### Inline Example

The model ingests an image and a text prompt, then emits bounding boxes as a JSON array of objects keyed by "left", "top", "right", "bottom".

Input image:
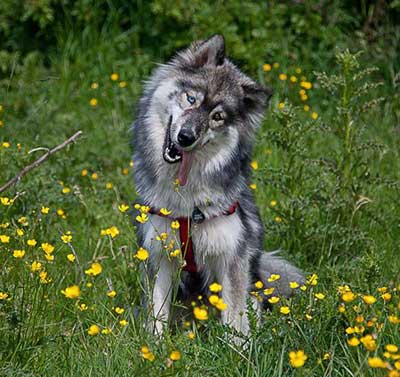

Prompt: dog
[{"left": 132, "top": 35, "right": 303, "bottom": 336}]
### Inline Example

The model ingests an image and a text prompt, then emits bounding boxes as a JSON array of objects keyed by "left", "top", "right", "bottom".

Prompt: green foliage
[{"left": 0, "top": 1, "right": 399, "bottom": 376}]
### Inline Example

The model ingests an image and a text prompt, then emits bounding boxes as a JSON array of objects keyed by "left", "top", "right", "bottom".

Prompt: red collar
[{"left": 149, "top": 202, "right": 239, "bottom": 273}]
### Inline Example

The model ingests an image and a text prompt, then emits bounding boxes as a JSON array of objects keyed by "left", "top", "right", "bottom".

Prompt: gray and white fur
[{"left": 132, "top": 35, "right": 304, "bottom": 336}]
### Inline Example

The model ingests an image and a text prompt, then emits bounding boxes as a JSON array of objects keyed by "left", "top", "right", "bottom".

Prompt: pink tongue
[{"left": 178, "top": 151, "right": 194, "bottom": 186}]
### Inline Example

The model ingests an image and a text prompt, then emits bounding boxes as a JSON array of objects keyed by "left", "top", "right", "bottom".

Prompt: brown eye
[{"left": 213, "top": 112, "right": 223, "bottom": 122}]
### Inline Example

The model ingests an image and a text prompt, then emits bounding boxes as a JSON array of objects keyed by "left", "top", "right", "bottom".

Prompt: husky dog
[{"left": 132, "top": 35, "right": 303, "bottom": 336}]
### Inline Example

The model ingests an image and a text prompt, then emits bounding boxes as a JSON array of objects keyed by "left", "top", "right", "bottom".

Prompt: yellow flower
[
  {"left": 13, "top": 249, "right": 25, "bottom": 258},
  {"left": 86, "top": 282, "right": 93, "bottom": 288},
  {"left": 382, "top": 293, "right": 392, "bottom": 301},
  {"left": 61, "top": 232, "right": 72, "bottom": 243},
  {"left": 136, "top": 213, "right": 148, "bottom": 224},
  {"left": 360, "top": 334, "right": 377, "bottom": 351},
  {"left": 79, "top": 303, "right": 88, "bottom": 311},
  {"left": 311, "top": 112, "right": 319, "bottom": 120},
  {"left": 290, "top": 75, "right": 298, "bottom": 83},
  {"left": 106, "top": 182, "right": 113, "bottom": 189},
  {"left": 27, "top": 239, "right": 37, "bottom": 246},
  {"left": 188, "top": 331, "right": 195, "bottom": 339},
  {"left": 100, "top": 226, "right": 120, "bottom": 238},
  {"left": 41, "top": 243, "right": 55, "bottom": 254},
  {"left": 263, "top": 287, "right": 275, "bottom": 295},
  {"left": 342, "top": 291, "right": 356, "bottom": 303},
  {"left": 160, "top": 208, "right": 171, "bottom": 215},
  {"left": 279, "top": 73, "right": 287, "bottom": 81},
  {"left": 305, "top": 313, "right": 313, "bottom": 321},
  {"left": 263, "top": 64, "right": 272, "bottom": 72},
  {"left": 87, "top": 324, "right": 100, "bottom": 336},
  {"left": 386, "top": 344, "right": 399, "bottom": 353},
  {"left": 39, "top": 270, "right": 52, "bottom": 284},
  {"left": 41, "top": 206, "right": 49, "bottom": 214},
  {"left": 270, "top": 200, "right": 277, "bottom": 207},
  {"left": 122, "top": 168, "right": 129, "bottom": 175},
  {"left": 134, "top": 247, "right": 149, "bottom": 261},
  {"left": 274, "top": 216, "right": 282, "bottom": 223},
  {"left": 368, "top": 357, "right": 387, "bottom": 368},
  {"left": 89, "top": 98, "right": 98, "bottom": 107},
  {"left": 170, "top": 249, "right": 180, "bottom": 257},
  {"left": 101, "top": 328, "right": 112, "bottom": 335},
  {"left": 110, "top": 73, "right": 119, "bottom": 81},
  {"left": 16, "top": 228, "right": 24, "bottom": 236},
  {"left": 2, "top": 142, "right": 10, "bottom": 148},
  {"left": 307, "top": 274, "right": 318, "bottom": 286},
  {"left": 0, "top": 292, "right": 9, "bottom": 300},
  {"left": 118, "top": 204, "right": 129, "bottom": 213},
  {"left": 315, "top": 293, "right": 325, "bottom": 300},
  {"left": 0, "top": 197, "right": 12, "bottom": 206},
  {"left": 170, "top": 351, "right": 181, "bottom": 361},
  {"left": 107, "top": 290, "right": 117, "bottom": 298},
  {"left": 255, "top": 280, "right": 263, "bottom": 289},
  {"left": 67, "top": 254, "right": 76, "bottom": 262},
  {"left": 347, "top": 337, "right": 360, "bottom": 346},
  {"left": 268, "top": 296, "right": 280, "bottom": 304},
  {"left": 119, "top": 319, "right": 128, "bottom": 327},
  {"left": 301, "top": 94, "right": 308, "bottom": 101},
  {"left": 85, "top": 262, "right": 102, "bottom": 276},
  {"left": 289, "top": 281, "right": 299, "bottom": 289},
  {"left": 249, "top": 183, "right": 257, "bottom": 190},
  {"left": 61, "top": 285, "right": 80, "bottom": 299},
  {"left": 278, "top": 102, "right": 285, "bottom": 109},
  {"left": 81, "top": 169, "right": 88, "bottom": 177},
  {"left": 304, "top": 105, "right": 310, "bottom": 112},
  {"left": 18, "top": 217, "right": 28, "bottom": 226},
  {"left": 91, "top": 172, "right": 98, "bottom": 180},
  {"left": 31, "top": 261, "right": 42, "bottom": 272},
  {"left": 171, "top": 221, "right": 180, "bottom": 230},
  {"left": 91, "top": 82, "right": 99, "bottom": 89},
  {"left": 114, "top": 307, "right": 124, "bottom": 314},
  {"left": 193, "top": 306, "right": 208, "bottom": 320},
  {"left": 363, "top": 295, "right": 377, "bottom": 305},
  {"left": 57, "top": 209, "right": 66, "bottom": 218},
  {"left": 289, "top": 350, "right": 308, "bottom": 368},
  {"left": 295, "top": 67, "right": 302, "bottom": 74},
  {"left": 62, "top": 187, "right": 71, "bottom": 194},
  {"left": 273, "top": 62, "right": 279, "bottom": 68},
  {"left": 141, "top": 346, "right": 155, "bottom": 361},
  {"left": 338, "top": 305, "right": 346, "bottom": 313},
  {"left": 250, "top": 161, "right": 258, "bottom": 170},
  {"left": 209, "top": 283, "right": 222, "bottom": 293},
  {"left": 267, "top": 274, "right": 281, "bottom": 282},
  {"left": 0, "top": 234, "right": 10, "bottom": 243},
  {"left": 300, "top": 81, "right": 312, "bottom": 90},
  {"left": 119, "top": 81, "right": 127, "bottom": 88},
  {"left": 388, "top": 315, "right": 400, "bottom": 324},
  {"left": 280, "top": 306, "right": 290, "bottom": 315}
]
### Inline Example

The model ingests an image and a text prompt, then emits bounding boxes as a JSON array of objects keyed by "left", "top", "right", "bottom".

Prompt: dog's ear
[
  {"left": 242, "top": 82, "right": 273, "bottom": 112},
  {"left": 191, "top": 34, "right": 225, "bottom": 67}
]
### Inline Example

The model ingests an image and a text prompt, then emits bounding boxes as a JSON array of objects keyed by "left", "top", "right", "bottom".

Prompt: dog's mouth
[{"left": 163, "top": 116, "right": 195, "bottom": 186}]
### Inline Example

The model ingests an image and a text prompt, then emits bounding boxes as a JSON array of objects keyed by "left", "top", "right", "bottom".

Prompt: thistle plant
[{"left": 260, "top": 50, "right": 388, "bottom": 264}]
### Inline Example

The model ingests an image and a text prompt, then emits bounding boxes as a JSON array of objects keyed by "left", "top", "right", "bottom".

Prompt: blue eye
[{"left": 186, "top": 94, "right": 196, "bottom": 105}]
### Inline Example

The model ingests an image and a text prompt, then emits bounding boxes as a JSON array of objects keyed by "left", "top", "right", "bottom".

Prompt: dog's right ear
[{"left": 191, "top": 34, "right": 225, "bottom": 68}]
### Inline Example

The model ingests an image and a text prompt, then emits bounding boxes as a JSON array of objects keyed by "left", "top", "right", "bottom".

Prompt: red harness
[{"left": 149, "top": 202, "right": 239, "bottom": 273}]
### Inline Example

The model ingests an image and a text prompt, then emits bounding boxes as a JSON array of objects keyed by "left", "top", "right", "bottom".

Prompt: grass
[{"left": 1, "top": 20, "right": 400, "bottom": 377}]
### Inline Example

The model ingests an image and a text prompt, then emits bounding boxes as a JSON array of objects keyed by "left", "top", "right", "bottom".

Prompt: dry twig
[{"left": 0, "top": 131, "right": 83, "bottom": 193}]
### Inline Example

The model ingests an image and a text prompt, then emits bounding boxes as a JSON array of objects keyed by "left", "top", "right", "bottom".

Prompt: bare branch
[{"left": 0, "top": 131, "right": 83, "bottom": 194}]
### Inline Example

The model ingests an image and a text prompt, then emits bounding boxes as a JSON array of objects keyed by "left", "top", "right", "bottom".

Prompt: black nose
[{"left": 177, "top": 129, "right": 196, "bottom": 148}]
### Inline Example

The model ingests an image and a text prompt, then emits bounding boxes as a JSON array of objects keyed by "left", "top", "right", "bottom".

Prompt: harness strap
[{"left": 148, "top": 202, "right": 239, "bottom": 273}]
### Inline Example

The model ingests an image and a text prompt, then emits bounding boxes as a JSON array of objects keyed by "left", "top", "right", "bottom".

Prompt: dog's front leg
[
  {"left": 151, "top": 257, "right": 173, "bottom": 336},
  {"left": 217, "top": 255, "right": 251, "bottom": 336}
]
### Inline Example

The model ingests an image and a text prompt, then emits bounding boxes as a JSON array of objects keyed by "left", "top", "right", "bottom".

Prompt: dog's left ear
[
  {"left": 192, "top": 34, "right": 225, "bottom": 67},
  {"left": 242, "top": 82, "right": 273, "bottom": 112}
]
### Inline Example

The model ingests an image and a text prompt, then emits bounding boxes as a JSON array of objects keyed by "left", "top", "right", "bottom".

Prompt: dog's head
[{"left": 150, "top": 34, "right": 272, "bottom": 185}]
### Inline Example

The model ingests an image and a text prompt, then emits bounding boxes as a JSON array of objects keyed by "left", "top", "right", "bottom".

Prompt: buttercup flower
[
  {"left": 289, "top": 350, "right": 308, "bottom": 368},
  {"left": 193, "top": 306, "right": 208, "bottom": 320},
  {"left": 209, "top": 283, "right": 222, "bottom": 293},
  {"left": 170, "top": 351, "right": 181, "bottom": 361},
  {"left": 134, "top": 247, "right": 149, "bottom": 261},
  {"left": 61, "top": 285, "right": 80, "bottom": 299},
  {"left": 27, "top": 239, "right": 37, "bottom": 246},
  {"left": 85, "top": 262, "right": 102, "bottom": 276},
  {"left": 87, "top": 324, "right": 100, "bottom": 336}
]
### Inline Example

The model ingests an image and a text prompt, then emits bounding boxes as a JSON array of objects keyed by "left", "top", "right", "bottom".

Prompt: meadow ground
[{"left": 1, "top": 2, "right": 400, "bottom": 376}]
